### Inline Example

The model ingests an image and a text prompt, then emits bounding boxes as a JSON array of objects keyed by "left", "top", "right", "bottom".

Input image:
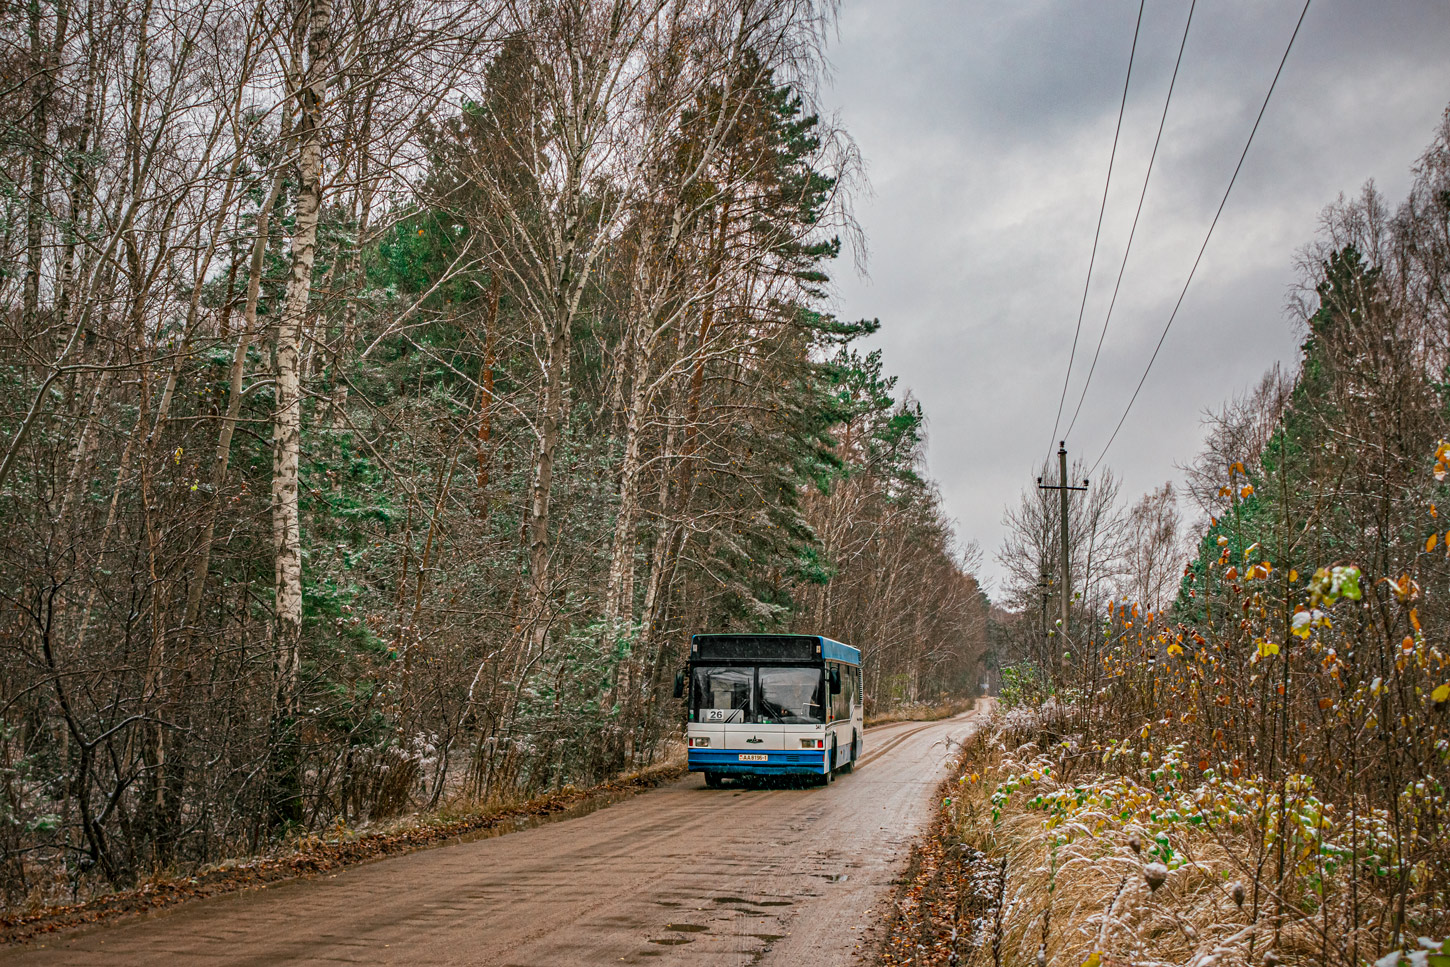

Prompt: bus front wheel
[{"left": 704, "top": 772, "right": 722, "bottom": 788}]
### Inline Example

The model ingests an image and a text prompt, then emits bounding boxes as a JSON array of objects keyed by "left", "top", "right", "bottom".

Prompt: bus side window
[
  {"left": 832, "top": 664, "right": 850, "bottom": 722},
  {"left": 829, "top": 661, "right": 841, "bottom": 721}
]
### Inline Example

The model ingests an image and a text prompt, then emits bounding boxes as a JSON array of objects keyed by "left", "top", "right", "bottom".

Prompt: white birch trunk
[{"left": 274, "top": 0, "right": 332, "bottom": 717}]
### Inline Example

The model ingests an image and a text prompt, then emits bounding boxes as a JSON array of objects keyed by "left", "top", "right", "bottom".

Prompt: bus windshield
[
  {"left": 756, "top": 666, "right": 824, "bottom": 724},
  {"left": 692, "top": 666, "right": 751, "bottom": 722},
  {"left": 691, "top": 665, "right": 823, "bottom": 724}
]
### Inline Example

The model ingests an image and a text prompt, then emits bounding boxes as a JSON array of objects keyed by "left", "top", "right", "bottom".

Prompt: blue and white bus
[{"left": 675, "top": 634, "right": 864, "bottom": 787}]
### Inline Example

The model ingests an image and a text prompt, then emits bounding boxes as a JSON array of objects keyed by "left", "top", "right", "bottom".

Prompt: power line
[
  {"left": 1044, "top": 0, "right": 1146, "bottom": 464},
  {"left": 1088, "top": 0, "right": 1313, "bottom": 479},
  {"left": 1065, "top": 0, "right": 1197, "bottom": 441}
]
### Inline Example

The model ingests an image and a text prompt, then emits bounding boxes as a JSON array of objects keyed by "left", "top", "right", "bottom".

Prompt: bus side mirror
[
  {"left": 673, "top": 670, "right": 685, "bottom": 699},
  {"left": 829, "top": 668, "right": 842, "bottom": 694}
]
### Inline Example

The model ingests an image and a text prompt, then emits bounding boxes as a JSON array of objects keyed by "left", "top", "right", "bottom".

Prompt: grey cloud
[{"left": 822, "top": 0, "right": 1450, "bottom": 595}]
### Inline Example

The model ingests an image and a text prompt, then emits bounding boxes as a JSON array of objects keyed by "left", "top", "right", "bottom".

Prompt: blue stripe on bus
[{"left": 689, "top": 750, "right": 827, "bottom": 774}]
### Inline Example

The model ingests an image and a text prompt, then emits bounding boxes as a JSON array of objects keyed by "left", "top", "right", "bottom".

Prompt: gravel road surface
[{"left": 11, "top": 708, "right": 985, "bottom": 966}]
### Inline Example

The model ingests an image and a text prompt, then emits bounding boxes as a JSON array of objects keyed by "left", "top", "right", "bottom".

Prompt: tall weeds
[{"left": 976, "top": 109, "right": 1450, "bottom": 967}]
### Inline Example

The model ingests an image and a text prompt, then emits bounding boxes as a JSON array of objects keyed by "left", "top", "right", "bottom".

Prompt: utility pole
[
  {"left": 1036, "top": 571, "right": 1051, "bottom": 667},
  {"left": 1038, "top": 442, "right": 1088, "bottom": 667}
]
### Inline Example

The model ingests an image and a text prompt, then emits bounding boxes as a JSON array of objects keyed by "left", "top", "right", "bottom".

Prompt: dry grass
[{"left": 936, "top": 711, "right": 1448, "bottom": 967}]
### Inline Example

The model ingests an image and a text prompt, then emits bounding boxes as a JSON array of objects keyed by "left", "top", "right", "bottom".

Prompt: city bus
[{"left": 674, "top": 634, "right": 863, "bottom": 787}]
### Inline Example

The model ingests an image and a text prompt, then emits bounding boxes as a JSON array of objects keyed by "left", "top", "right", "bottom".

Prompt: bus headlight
[{"left": 689, "top": 737, "right": 710, "bottom": 748}]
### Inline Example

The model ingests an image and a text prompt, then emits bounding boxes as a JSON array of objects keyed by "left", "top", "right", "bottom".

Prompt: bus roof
[
  {"left": 818, "top": 636, "right": 860, "bottom": 665},
  {"left": 690, "top": 634, "right": 860, "bottom": 666}
]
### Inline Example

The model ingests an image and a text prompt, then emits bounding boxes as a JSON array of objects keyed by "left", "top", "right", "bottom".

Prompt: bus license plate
[{"left": 737, "top": 753, "right": 768, "bottom": 762}]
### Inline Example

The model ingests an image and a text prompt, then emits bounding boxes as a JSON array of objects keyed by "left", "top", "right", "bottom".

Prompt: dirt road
[{"left": 11, "top": 709, "right": 985, "bottom": 966}]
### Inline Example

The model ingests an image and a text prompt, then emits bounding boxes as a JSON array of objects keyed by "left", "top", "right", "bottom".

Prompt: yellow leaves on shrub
[
  {"left": 1081, "top": 953, "right": 1103, "bottom": 967},
  {"left": 1433, "top": 683, "right": 1450, "bottom": 703},
  {"left": 1240, "top": 484, "right": 1255, "bottom": 498},
  {"left": 1254, "top": 638, "right": 1280, "bottom": 662},
  {"left": 1385, "top": 573, "right": 1421, "bottom": 603},
  {"left": 1243, "top": 542, "right": 1261, "bottom": 560},
  {"left": 1166, "top": 641, "right": 1184, "bottom": 657},
  {"left": 1436, "top": 441, "right": 1450, "bottom": 480},
  {"left": 1223, "top": 566, "right": 1238, "bottom": 581},
  {"left": 1428, "top": 532, "right": 1440, "bottom": 553},
  {"left": 1218, "top": 485, "right": 1231, "bottom": 497},
  {"left": 1232, "top": 461, "right": 1246, "bottom": 475}
]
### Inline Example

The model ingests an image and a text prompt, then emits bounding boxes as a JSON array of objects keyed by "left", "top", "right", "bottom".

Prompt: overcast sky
[{"left": 819, "top": 0, "right": 1450, "bottom": 597}]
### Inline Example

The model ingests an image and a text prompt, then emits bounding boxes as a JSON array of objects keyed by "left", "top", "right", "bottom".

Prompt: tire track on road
[{"left": 857, "top": 717, "right": 954, "bottom": 768}]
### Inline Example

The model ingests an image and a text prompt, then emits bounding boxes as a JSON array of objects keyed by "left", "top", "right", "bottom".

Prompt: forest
[
  {"left": 0, "top": 0, "right": 990, "bottom": 906},
  {"left": 968, "top": 111, "right": 1450, "bottom": 966}
]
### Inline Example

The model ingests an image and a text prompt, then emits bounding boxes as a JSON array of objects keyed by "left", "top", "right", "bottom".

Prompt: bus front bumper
[{"left": 687, "top": 749, "right": 827, "bottom": 775}]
